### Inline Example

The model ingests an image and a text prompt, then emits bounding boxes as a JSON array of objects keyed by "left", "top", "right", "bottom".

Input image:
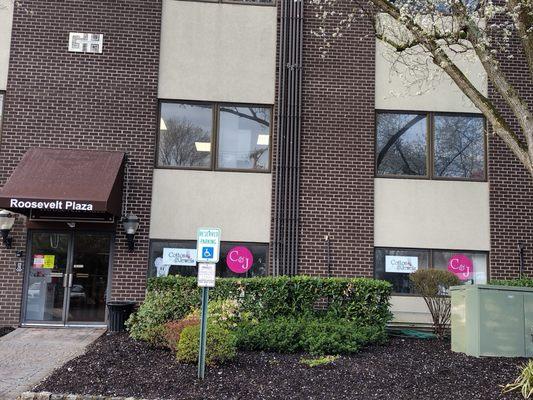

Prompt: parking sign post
[{"left": 196, "top": 228, "right": 220, "bottom": 380}]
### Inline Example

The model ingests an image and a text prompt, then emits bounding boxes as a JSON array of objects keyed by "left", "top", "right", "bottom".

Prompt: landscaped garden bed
[{"left": 35, "top": 332, "right": 524, "bottom": 400}]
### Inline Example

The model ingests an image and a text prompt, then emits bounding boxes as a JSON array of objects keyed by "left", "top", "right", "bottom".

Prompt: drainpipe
[
  {"left": 519, "top": 243, "right": 525, "bottom": 279},
  {"left": 325, "top": 235, "right": 331, "bottom": 277}
]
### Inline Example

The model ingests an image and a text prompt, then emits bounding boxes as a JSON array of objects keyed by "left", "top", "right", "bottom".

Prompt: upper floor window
[
  {"left": 376, "top": 111, "right": 486, "bottom": 180},
  {"left": 157, "top": 101, "right": 272, "bottom": 172}
]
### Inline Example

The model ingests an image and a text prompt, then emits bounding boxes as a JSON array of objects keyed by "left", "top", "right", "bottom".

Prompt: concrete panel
[
  {"left": 390, "top": 295, "right": 432, "bottom": 325},
  {"left": 0, "top": 1, "right": 13, "bottom": 90},
  {"left": 375, "top": 39, "right": 487, "bottom": 113},
  {"left": 150, "top": 169, "right": 271, "bottom": 242},
  {"left": 375, "top": 178, "right": 490, "bottom": 250},
  {"left": 159, "top": 0, "right": 276, "bottom": 104}
]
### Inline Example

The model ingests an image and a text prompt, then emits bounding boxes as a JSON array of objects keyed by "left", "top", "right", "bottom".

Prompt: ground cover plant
[
  {"left": 126, "top": 275, "right": 393, "bottom": 358},
  {"left": 503, "top": 360, "right": 533, "bottom": 399}
]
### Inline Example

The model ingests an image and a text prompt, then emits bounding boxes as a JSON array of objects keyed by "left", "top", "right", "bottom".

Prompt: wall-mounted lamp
[
  {"left": 122, "top": 213, "right": 139, "bottom": 252},
  {"left": 0, "top": 210, "right": 16, "bottom": 249}
]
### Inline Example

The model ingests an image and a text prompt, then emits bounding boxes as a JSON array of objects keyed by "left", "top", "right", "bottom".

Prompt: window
[
  {"left": 374, "top": 247, "right": 488, "bottom": 294},
  {"left": 148, "top": 240, "right": 268, "bottom": 278},
  {"left": 375, "top": 111, "right": 486, "bottom": 180},
  {"left": 157, "top": 102, "right": 272, "bottom": 172}
]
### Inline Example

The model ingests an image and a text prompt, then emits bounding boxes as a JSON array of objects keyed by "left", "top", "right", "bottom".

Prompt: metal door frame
[{"left": 20, "top": 229, "right": 113, "bottom": 327}]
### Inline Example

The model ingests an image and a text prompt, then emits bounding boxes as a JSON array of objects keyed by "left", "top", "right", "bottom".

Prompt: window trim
[
  {"left": 373, "top": 246, "right": 490, "bottom": 296},
  {"left": 375, "top": 109, "right": 488, "bottom": 182},
  {"left": 156, "top": 99, "right": 273, "bottom": 174},
  {"left": 169, "top": 0, "right": 277, "bottom": 7}
]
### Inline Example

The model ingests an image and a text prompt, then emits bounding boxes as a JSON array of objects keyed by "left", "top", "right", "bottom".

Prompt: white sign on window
[
  {"left": 385, "top": 255, "right": 419, "bottom": 273},
  {"left": 162, "top": 248, "right": 197, "bottom": 266}
]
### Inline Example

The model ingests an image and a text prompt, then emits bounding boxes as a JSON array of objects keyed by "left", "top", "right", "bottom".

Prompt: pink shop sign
[
  {"left": 226, "top": 246, "right": 253, "bottom": 274},
  {"left": 447, "top": 254, "right": 473, "bottom": 281}
]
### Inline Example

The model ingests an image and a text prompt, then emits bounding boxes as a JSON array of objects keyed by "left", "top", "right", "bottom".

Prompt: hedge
[
  {"left": 490, "top": 278, "right": 533, "bottom": 287},
  {"left": 127, "top": 275, "right": 392, "bottom": 342}
]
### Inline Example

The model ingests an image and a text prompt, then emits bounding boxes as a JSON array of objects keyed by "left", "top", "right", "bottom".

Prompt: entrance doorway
[{"left": 22, "top": 231, "right": 113, "bottom": 326}]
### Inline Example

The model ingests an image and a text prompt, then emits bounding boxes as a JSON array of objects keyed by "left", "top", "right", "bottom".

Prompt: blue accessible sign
[{"left": 196, "top": 228, "right": 221, "bottom": 263}]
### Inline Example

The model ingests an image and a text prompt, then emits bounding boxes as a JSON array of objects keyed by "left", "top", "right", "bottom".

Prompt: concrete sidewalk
[{"left": 0, "top": 328, "right": 104, "bottom": 400}]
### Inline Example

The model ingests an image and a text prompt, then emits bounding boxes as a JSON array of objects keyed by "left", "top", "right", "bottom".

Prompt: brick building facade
[{"left": 0, "top": 0, "right": 530, "bottom": 327}]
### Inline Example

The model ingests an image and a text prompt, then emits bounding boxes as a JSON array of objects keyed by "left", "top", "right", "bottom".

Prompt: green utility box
[{"left": 451, "top": 284, "right": 533, "bottom": 357}]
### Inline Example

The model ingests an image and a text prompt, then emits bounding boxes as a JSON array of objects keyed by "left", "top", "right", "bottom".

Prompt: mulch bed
[
  {"left": 0, "top": 326, "right": 15, "bottom": 338},
  {"left": 36, "top": 332, "right": 524, "bottom": 400}
]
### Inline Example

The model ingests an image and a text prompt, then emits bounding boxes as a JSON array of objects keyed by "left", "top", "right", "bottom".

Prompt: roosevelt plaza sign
[{"left": 9, "top": 198, "right": 95, "bottom": 211}]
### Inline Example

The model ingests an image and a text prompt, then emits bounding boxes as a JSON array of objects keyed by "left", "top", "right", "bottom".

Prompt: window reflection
[
  {"left": 376, "top": 113, "right": 427, "bottom": 176},
  {"left": 217, "top": 106, "right": 271, "bottom": 170},
  {"left": 434, "top": 115, "right": 485, "bottom": 179},
  {"left": 157, "top": 103, "right": 213, "bottom": 168}
]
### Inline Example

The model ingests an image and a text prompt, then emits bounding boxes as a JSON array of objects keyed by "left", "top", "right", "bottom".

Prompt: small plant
[
  {"left": 176, "top": 324, "right": 237, "bottom": 366},
  {"left": 300, "top": 355, "right": 339, "bottom": 367},
  {"left": 502, "top": 360, "right": 533, "bottom": 398},
  {"left": 410, "top": 269, "right": 460, "bottom": 338},
  {"left": 162, "top": 317, "right": 200, "bottom": 352}
]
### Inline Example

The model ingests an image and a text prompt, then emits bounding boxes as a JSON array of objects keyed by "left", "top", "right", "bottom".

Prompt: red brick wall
[
  {"left": 0, "top": 0, "right": 161, "bottom": 325},
  {"left": 296, "top": 3, "right": 375, "bottom": 276},
  {"left": 489, "top": 32, "right": 533, "bottom": 279}
]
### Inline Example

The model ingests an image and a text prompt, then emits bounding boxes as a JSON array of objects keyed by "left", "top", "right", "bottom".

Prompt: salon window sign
[
  {"left": 385, "top": 255, "right": 419, "bottom": 273},
  {"left": 33, "top": 254, "right": 55, "bottom": 269},
  {"left": 447, "top": 254, "right": 473, "bottom": 281},
  {"left": 9, "top": 198, "right": 94, "bottom": 211},
  {"left": 162, "top": 248, "right": 197, "bottom": 266},
  {"left": 226, "top": 246, "right": 253, "bottom": 274}
]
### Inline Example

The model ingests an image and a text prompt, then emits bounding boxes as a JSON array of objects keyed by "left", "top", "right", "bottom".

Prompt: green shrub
[
  {"left": 236, "top": 316, "right": 304, "bottom": 353},
  {"left": 126, "top": 283, "right": 199, "bottom": 342},
  {"left": 300, "top": 318, "right": 387, "bottom": 355},
  {"left": 236, "top": 316, "right": 386, "bottom": 355},
  {"left": 129, "top": 276, "right": 392, "bottom": 342},
  {"left": 410, "top": 269, "right": 460, "bottom": 338},
  {"left": 176, "top": 324, "right": 237, "bottom": 366},
  {"left": 300, "top": 355, "right": 339, "bottom": 367},
  {"left": 491, "top": 278, "right": 533, "bottom": 288}
]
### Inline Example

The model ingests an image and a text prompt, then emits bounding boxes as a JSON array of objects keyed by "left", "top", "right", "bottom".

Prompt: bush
[
  {"left": 128, "top": 276, "right": 392, "bottom": 342},
  {"left": 410, "top": 269, "right": 460, "bottom": 338},
  {"left": 176, "top": 324, "right": 237, "bottom": 366},
  {"left": 236, "top": 316, "right": 386, "bottom": 355},
  {"left": 300, "top": 355, "right": 339, "bottom": 367},
  {"left": 162, "top": 317, "right": 200, "bottom": 352},
  {"left": 491, "top": 278, "right": 533, "bottom": 288}
]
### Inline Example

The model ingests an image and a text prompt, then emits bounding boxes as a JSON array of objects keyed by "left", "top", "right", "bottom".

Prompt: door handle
[
  {"left": 63, "top": 274, "right": 68, "bottom": 288},
  {"left": 68, "top": 273, "right": 74, "bottom": 288}
]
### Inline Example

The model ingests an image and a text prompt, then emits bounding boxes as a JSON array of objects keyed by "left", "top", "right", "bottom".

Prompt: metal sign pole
[{"left": 198, "top": 286, "right": 209, "bottom": 379}]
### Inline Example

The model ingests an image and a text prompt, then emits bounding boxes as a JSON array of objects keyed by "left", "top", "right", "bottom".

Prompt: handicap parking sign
[
  {"left": 196, "top": 228, "right": 221, "bottom": 262},
  {"left": 202, "top": 247, "right": 214, "bottom": 259}
]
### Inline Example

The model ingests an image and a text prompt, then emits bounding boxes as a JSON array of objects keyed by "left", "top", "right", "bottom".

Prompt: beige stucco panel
[
  {"left": 374, "top": 179, "right": 490, "bottom": 250},
  {"left": 0, "top": 1, "right": 13, "bottom": 90},
  {"left": 391, "top": 295, "right": 432, "bottom": 325},
  {"left": 158, "top": 0, "right": 276, "bottom": 104},
  {"left": 375, "top": 39, "right": 487, "bottom": 113},
  {"left": 150, "top": 169, "right": 271, "bottom": 242}
]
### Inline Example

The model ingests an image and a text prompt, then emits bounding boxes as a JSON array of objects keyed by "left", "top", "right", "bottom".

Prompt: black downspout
[{"left": 519, "top": 243, "right": 525, "bottom": 279}]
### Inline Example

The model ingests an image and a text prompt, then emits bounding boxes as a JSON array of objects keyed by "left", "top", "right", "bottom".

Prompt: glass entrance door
[
  {"left": 23, "top": 231, "right": 112, "bottom": 326},
  {"left": 24, "top": 232, "right": 71, "bottom": 323}
]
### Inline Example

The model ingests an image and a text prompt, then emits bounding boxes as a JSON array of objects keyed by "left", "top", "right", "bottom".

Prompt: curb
[{"left": 18, "top": 392, "right": 146, "bottom": 400}]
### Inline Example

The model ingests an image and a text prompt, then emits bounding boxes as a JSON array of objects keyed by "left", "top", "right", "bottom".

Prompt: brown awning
[{"left": 0, "top": 148, "right": 125, "bottom": 217}]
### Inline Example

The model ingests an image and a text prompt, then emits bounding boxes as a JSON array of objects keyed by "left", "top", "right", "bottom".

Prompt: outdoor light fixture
[
  {"left": 122, "top": 213, "right": 139, "bottom": 252},
  {"left": 0, "top": 210, "right": 16, "bottom": 249}
]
